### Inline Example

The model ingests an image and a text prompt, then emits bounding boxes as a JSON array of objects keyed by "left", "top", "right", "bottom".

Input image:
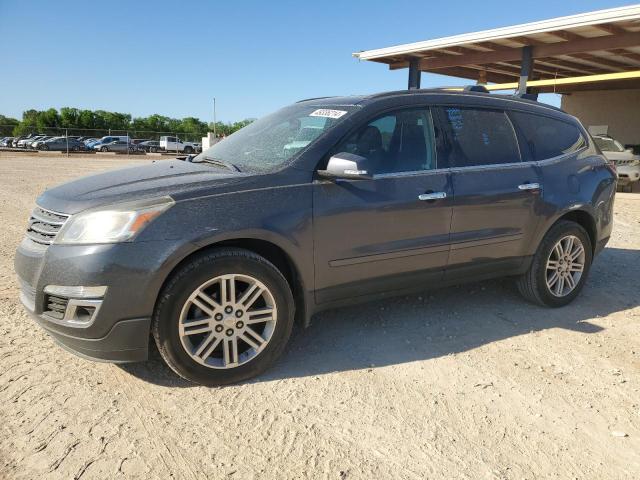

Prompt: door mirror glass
[{"left": 317, "top": 152, "right": 373, "bottom": 180}]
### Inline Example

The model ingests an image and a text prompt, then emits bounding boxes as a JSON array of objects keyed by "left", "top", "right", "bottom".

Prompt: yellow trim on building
[{"left": 445, "top": 70, "right": 640, "bottom": 92}]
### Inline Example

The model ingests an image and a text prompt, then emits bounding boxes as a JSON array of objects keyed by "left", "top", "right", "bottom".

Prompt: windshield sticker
[{"left": 309, "top": 109, "right": 348, "bottom": 119}]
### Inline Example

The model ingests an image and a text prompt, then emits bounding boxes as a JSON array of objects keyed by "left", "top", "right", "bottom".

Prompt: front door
[
  {"left": 434, "top": 106, "right": 543, "bottom": 278},
  {"left": 312, "top": 107, "right": 453, "bottom": 304}
]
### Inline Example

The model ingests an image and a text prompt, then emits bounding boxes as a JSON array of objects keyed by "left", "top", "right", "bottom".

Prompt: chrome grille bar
[{"left": 25, "top": 206, "right": 70, "bottom": 245}]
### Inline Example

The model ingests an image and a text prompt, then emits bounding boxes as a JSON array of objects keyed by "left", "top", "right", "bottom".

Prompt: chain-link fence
[{"left": 0, "top": 125, "right": 208, "bottom": 155}]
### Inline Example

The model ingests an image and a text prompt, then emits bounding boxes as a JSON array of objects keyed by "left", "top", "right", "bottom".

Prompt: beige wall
[{"left": 561, "top": 89, "right": 640, "bottom": 146}]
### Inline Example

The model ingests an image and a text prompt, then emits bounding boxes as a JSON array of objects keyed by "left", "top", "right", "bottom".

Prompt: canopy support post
[
  {"left": 517, "top": 46, "right": 534, "bottom": 94},
  {"left": 408, "top": 59, "right": 421, "bottom": 90}
]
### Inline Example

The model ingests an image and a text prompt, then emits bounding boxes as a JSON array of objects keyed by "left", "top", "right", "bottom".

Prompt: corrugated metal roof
[
  {"left": 352, "top": 5, "right": 640, "bottom": 91},
  {"left": 354, "top": 5, "right": 640, "bottom": 60}
]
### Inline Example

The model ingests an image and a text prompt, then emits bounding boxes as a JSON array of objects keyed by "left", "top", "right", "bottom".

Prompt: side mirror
[{"left": 317, "top": 152, "right": 373, "bottom": 180}]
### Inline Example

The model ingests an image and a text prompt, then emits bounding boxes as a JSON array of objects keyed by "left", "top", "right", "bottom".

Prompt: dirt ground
[{"left": 0, "top": 151, "right": 638, "bottom": 480}]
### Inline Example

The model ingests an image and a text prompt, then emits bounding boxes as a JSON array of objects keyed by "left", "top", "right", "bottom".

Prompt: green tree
[
  {"left": 0, "top": 115, "right": 19, "bottom": 136},
  {"left": 209, "top": 118, "right": 255, "bottom": 137},
  {"left": 5, "top": 107, "right": 255, "bottom": 140}
]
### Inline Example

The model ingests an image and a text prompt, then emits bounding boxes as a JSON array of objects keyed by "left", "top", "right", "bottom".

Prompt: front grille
[
  {"left": 26, "top": 206, "right": 70, "bottom": 245},
  {"left": 45, "top": 295, "right": 68, "bottom": 320}
]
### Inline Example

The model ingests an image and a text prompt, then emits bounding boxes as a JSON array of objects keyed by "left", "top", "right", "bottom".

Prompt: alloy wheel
[
  {"left": 545, "top": 235, "right": 585, "bottom": 297},
  {"left": 178, "top": 274, "right": 277, "bottom": 369}
]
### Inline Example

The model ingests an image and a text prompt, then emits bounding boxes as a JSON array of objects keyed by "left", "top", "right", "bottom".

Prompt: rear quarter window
[{"left": 509, "top": 111, "right": 586, "bottom": 161}]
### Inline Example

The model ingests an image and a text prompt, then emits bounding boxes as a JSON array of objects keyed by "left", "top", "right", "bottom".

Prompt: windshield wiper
[{"left": 196, "top": 156, "right": 241, "bottom": 172}]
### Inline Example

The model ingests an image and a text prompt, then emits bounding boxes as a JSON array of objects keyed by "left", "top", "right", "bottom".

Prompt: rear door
[
  {"left": 313, "top": 106, "right": 453, "bottom": 304},
  {"left": 434, "top": 106, "right": 543, "bottom": 278}
]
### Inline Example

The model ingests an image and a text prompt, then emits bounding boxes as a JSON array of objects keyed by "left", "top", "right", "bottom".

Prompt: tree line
[{"left": 0, "top": 108, "right": 255, "bottom": 140}]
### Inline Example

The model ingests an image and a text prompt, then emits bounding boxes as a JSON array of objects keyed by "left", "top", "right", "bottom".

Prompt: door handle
[
  {"left": 518, "top": 182, "right": 541, "bottom": 191},
  {"left": 418, "top": 192, "right": 447, "bottom": 201}
]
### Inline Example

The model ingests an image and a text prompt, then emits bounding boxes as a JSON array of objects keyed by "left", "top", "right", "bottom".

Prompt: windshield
[
  {"left": 193, "top": 104, "right": 357, "bottom": 172},
  {"left": 594, "top": 136, "right": 625, "bottom": 152}
]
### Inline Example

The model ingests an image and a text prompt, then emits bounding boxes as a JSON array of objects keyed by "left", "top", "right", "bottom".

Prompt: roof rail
[
  {"left": 295, "top": 96, "right": 335, "bottom": 103},
  {"left": 463, "top": 85, "right": 489, "bottom": 93},
  {"left": 512, "top": 92, "right": 539, "bottom": 101}
]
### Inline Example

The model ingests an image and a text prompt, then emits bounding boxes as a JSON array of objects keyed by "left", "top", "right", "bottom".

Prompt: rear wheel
[
  {"left": 517, "top": 220, "right": 592, "bottom": 307},
  {"left": 153, "top": 248, "right": 295, "bottom": 386}
]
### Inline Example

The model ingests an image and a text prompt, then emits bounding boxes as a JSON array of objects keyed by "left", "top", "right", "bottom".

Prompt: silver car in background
[
  {"left": 94, "top": 140, "right": 134, "bottom": 153},
  {"left": 31, "top": 136, "right": 53, "bottom": 149},
  {"left": 39, "top": 137, "right": 86, "bottom": 151},
  {"left": 593, "top": 135, "right": 640, "bottom": 189}
]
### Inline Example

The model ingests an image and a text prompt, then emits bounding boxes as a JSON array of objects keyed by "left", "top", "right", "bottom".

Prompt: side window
[
  {"left": 510, "top": 111, "right": 586, "bottom": 161},
  {"left": 438, "top": 107, "right": 521, "bottom": 168},
  {"left": 335, "top": 108, "right": 436, "bottom": 175}
]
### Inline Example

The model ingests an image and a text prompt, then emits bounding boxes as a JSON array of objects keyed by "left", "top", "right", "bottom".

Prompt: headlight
[{"left": 56, "top": 197, "right": 174, "bottom": 244}]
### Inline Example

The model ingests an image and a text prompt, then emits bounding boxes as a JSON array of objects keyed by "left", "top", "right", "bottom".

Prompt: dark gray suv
[{"left": 15, "top": 90, "right": 616, "bottom": 385}]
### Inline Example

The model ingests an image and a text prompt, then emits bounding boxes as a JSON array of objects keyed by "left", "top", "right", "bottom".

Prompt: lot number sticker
[{"left": 309, "top": 109, "right": 348, "bottom": 119}]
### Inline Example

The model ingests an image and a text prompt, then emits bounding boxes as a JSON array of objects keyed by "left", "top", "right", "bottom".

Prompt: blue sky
[{"left": 0, "top": 0, "right": 633, "bottom": 123}]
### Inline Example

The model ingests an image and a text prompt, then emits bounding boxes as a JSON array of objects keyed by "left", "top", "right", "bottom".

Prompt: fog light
[
  {"left": 43, "top": 285, "right": 106, "bottom": 327},
  {"left": 64, "top": 298, "right": 102, "bottom": 324}
]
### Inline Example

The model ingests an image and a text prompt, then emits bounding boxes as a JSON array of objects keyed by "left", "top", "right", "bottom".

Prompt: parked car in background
[
  {"left": 159, "top": 136, "right": 198, "bottom": 154},
  {"left": 30, "top": 136, "right": 54, "bottom": 149},
  {"left": 138, "top": 140, "right": 162, "bottom": 152},
  {"left": 39, "top": 137, "right": 86, "bottom": 151},
  {"left": 593, "top": 134, "right": 640, "bottom": 189},
  {"left": 94, "top": 140, "right": 134, "bottom": 153},
  {"left": 0, "top": 137, "right": 14, "bottom": 147},
  {"left": 28, "top": 135, "right": 50, "bottom": 148},
  {"left": 90, "top": 136, "right": 130, "bottom": 149},
  {"left": 17, "top": 134, "right": 46, "bottom": 148},
  {"left": 14, "top": 90, "right": 616, "bottom": 385},
  {"left": 12, "top": 135, "right": 36, "bottom": 147},
  {"left": 11, "top": 136, "right": 27, "bottom": 147}
]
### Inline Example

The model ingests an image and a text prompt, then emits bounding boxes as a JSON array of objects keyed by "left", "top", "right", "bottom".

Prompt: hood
[{"left": 37, "top": 159, "right": 254, "bottom": 214}]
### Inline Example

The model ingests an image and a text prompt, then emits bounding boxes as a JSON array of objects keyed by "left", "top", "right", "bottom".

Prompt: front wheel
[
  {"left": 100, "top": 146, "right": 108, "bottom": 152},
  {"left": 517, "top": 220, "right": 592, "bottom": 307},
  {"left": 153, "top": 248, "right": 295, "bottom": 386}
]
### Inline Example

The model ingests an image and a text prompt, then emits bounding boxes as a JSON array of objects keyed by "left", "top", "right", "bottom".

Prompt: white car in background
[
  {"left": 593, "top": 135, "right": 640, "bottom": 189},
  {"left": 159, "top": 136, "right": 198, "bottom": 154}
]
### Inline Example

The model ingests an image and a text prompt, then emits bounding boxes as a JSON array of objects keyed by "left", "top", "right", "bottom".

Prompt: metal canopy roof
[{"left": 353, "top": 5, "right": 640, "bottom": 92}]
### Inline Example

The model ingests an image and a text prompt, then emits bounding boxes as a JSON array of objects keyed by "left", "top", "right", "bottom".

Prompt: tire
[
  {"left": 150, "top": 147, "right": 157, "bottom": 153},
  {"left": 517, "top": 220, "right": 592, "bottom": 307},
  {"left": 40, "top": 144, "right": 49, "bottom": 151},
  {"left": 100, "top": 146, "right": 108, "bottom": 152},
  {"left": 183, "top": 146, "right": 193, "bottom": 154},
  {"left": 152, "top": 248, "right": 295, "bottom": 386}
]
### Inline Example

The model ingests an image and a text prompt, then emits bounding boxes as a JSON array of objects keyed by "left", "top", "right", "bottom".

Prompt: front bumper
[
  {"left": 14, "top": 237, "right": 184, "bottom": 363},
  {"left": 24, "top": 307, "right": 150, "bottom": 362}
]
